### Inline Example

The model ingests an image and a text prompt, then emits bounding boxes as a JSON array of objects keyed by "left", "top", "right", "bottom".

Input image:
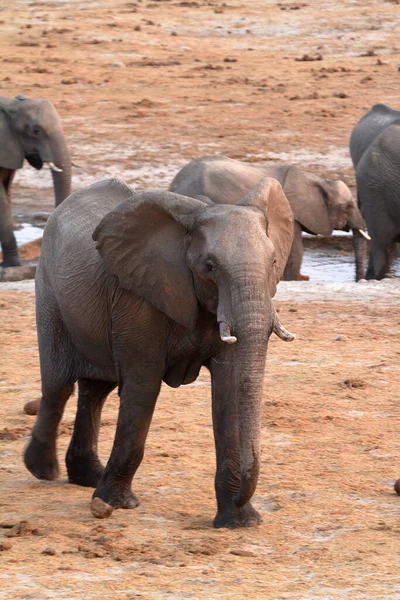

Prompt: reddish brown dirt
[
  {"left": 1, "top": 1, "right": 400, "bottom": 598},
  {"left": 1, "top": 289, "right": 400, "bottom": 599}
]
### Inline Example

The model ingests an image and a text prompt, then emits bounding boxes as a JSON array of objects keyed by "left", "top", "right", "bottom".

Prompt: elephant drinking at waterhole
[
  {"left": 350, "top": 103, "right": 400, "bottom": 280},
  {"left": 169, "top": 155, "right": 369, "bottom": 281},
  {"left": 0, "top": 95, "right": 71, "bottom": 267},
  {"left": 24, "top": 177, "right": 295, "bottom": 528}
]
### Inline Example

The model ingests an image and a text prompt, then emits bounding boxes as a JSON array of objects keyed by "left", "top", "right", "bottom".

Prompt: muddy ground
[{"left": 1, "top": 1, "right": 400, "bottom": 599}]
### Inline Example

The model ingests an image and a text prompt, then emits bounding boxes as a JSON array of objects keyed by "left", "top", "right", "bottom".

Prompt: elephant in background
[
  {"left": 169, "top": 155, "right": 368, "bottom": 281},
  {"left": 350, "top": 104, "right": 400, "bottom": 280},
  {"left": 24, "top": 177, "right": 295, "bottom": 528},
  {"left": 0, "top": 95, "right": 71, "bottom": 267}
]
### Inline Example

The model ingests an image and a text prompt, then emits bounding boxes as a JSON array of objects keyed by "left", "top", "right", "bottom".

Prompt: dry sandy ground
[
  {"left": 1, "top": 281, "right": 400, "bottom": 600},
  {"left": 1, "top": 0, "right": 400, "bottom": 599}
]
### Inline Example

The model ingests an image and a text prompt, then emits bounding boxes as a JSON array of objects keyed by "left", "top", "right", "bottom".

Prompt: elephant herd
[
  {"left": 2, "top": 93, "right": 400, "bottom": 528},
  {"left": 3, "top": 94, "right": 400, "bottom": 281}
]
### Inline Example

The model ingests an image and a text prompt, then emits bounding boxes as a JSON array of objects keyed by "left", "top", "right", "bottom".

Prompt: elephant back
[{"left": 350, "top": 104, "right": 400, "bottom": 168}]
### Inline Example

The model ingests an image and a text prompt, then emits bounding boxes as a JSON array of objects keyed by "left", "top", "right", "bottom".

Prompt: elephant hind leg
[
  {"left": 66, "top": 378, "right": 116, "bottom": 488},
  {"left": 24, "top": 381, "right": 75, "bottom": 481},
  {"left": 0, "top": 176, "right": 20, "bottom": 268},
  {"left": 24, "top": 293, "right": 76, "bottom": 480}
]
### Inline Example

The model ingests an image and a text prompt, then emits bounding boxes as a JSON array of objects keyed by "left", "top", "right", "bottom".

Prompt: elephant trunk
[
  {"left": 218, "top": 269, "right": 269, "bottom": 508},
  {"left": 352, "top": 228, "right": 368, "bottom": 281},
  {"left": 48, "top": 130, "right": 72, "bottom": 206},
  {"left": 348, "top": 204, "right": 368, "bottom": 281}
]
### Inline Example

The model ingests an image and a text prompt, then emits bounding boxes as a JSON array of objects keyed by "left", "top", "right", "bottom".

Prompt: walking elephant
[
  {"left": 0, "top": 95, "right": 71, "bottom": 267},
  {"left": 169, "top": 155, "right": 368, "bottom": 281},
  {"left": 350, "top": 104, "right": 400, "bottom": 279},
  {"left": 24, "top": 177, "right": 295, "bottom": 528}
]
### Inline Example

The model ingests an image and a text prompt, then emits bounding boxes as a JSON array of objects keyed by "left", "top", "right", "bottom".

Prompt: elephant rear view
[
  {"left": 350, "top": 104, "right": 400, "bottom": 279},
  {"left": 169, "top": 155, "right": 367, "bottom": 281},
  {"left": 0, "top": 95, "right": 71, "bottom": 267}
]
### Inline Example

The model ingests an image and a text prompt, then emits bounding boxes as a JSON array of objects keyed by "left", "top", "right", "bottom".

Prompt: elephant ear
[
  {"left": 0, "top": 104, "right": 24, "bottom": 169},
  {"left": 238, "top": 177, "right": 294, "bottom": 296},
  {"left": 93, "top": 191, "right": 208, "bottom": 330},
  {"left": 283, "top": 166, "right": 332, "bottom": 236}
]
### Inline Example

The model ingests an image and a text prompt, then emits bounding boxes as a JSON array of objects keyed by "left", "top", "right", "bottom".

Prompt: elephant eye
[
  {"left": 32, "top": 126, "right": 41, "bottom": 136},
  {"left": 205, "top": 260, "right": 215, "bottom": 272}
]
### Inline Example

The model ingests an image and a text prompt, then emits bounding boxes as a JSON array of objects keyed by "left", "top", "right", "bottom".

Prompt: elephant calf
[
  {"left": 169, "top": 155, "right": 368, "bottom": 281},
  {"left": 0, "top": 95, "right": 71, "bottom": 267},
  {"left": 24, "top": 177, "right": 295, "bottom": 529}
]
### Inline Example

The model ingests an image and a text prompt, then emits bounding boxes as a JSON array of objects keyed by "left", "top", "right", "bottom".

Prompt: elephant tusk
[
  {"left": 45, "top": 161, "right": 63, "bottom": 173},
  {"left": 219, "top": 321, "right": 237, "bottom": 344},
  {"left": 358, "top": 229, "right": 371, "bottom": 241},
  {"left": 272, "top": 307, "right": 296, "bottom": 342}
]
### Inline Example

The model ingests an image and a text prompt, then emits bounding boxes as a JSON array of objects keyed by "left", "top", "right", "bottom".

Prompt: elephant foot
[
  {"left": 1, "top": 257, "right": 22, "bottom": 268},
  {"left": 213, "top": 502, "right": 263, "bottom": 529},
  {"left": 384, "top": 273, "right": 396, "bottom": 279},
  {"left": 24, "top": 437, "right": 59, "bottom": 481},
  {"left": 23, "top": 398, "right": 41, "bottom": 416},
  {"left": 297, "top": 273, "right": 309, "bottom": 281},
  {"left": 394, "top": 480, "right": 400, "bottom": 495},
  {"left": 66, "top": 453, "right": 104, "bottom": 488},
  {"left": 93, "top": 483, "right": 140, "bottom": 509}
]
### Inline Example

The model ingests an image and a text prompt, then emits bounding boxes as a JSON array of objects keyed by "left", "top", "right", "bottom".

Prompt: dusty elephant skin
[
  {"left": 0, "top": 95, "right": 71, "bottom": 268},
  {"left": 169, "top": 155, "right": 367, "bottom": 281},
  {"left": 24, "top": 177, "right": 294, "bottom": 529},
  {"left": 350, "top": 104, "right": 400, "bottom": 280}
]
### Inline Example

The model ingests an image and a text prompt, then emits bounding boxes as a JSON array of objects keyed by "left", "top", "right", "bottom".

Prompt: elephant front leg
[
  {"left": 366, "top": 238, "right": 395, "bottom": 280},
  {"left": 92, "top": 379, "right": 161, "bottom": 510},
  {"left": 209, "top": 356, "right": 262, "bottom": 529},
  {"left": 0, "top": 179, "right": 21, "bottom": 268},
  {"left": 283, "top": 221, "right": 307, "bottom": 281}
]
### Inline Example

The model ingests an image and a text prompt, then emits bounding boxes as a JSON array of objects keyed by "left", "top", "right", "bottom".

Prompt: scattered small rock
[
  {"left": 230, "top": 549, "right": 256, "bottom": 557},
  {"left": 360, "top": 49, "right": 376, "bottom": 57},
  {"left": 343, "top": 378, "right": 367, "bottom": 389},
  {"left": 6, "top": 520, "right": 41, "bottom": 538},
  {"left": 0, "top": 429, "right": 18, "bottom": 441},
  {"left": 111, "top": 62, "right": 125, "bottom": 68},
  {"left": 223, "top": 57, "right": 238, "bottom": 63},
  {"left": 334, "top": 92, "right": 348, "bottom": 98},
  {"left": 91, "top": 498, "right": 114, "bottom": 519},
  {"left": 0, "top": 541, "right": 12, "bottom": 551},
  {"left": 41, "top": 548, "right": 56, "bottom": 556},
  {"left": 394, "top": 479, "right": 400, "bottom": 495},
  {"left": 295, "top": 53, "right": 323, "bottom": 62},
  {"left": 334, "top": 334, "right": 347, "bottom": 341}
]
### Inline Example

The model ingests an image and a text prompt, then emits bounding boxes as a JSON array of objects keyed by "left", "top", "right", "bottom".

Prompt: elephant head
[
  {"left": 283, "top": 166, "right": 368, "bottom": 280},
  {"left": 0, "top": 95, "right": 71, "bottom": 205},
  {"left": 93, "top": 178, "right": 294, "bottom": 508}
]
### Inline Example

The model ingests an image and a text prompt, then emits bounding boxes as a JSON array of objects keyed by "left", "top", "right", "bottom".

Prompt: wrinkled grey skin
[
  {"left": 24, "top": 177, "right": 294, "bottom": 529},
  {"left": 170, "top": 155, "right": 366, "bottom": 281},
  {"left": 0, "top": 95, "right": 71, "bottom": 267},
  {"left": 350, "top": 104, "right": 400, "bottom": 279}
]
